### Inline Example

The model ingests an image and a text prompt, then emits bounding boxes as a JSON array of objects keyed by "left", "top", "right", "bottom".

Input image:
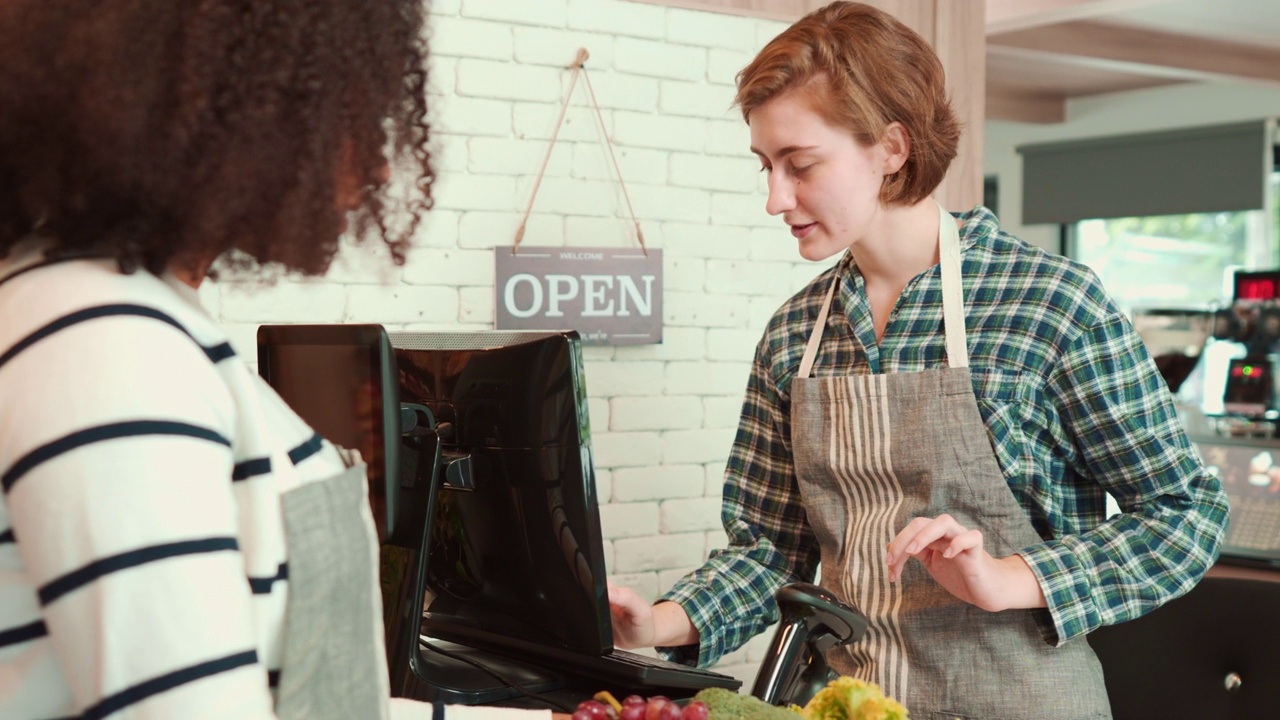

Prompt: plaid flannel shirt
[{"left": 659, "top": 205, "right": 1228, "bottom": 667}]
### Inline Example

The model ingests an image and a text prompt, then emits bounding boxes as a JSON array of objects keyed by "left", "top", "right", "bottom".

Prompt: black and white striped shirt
[
  {"left": 0, "top": 256, "right": 373, "bottom": 719},
  {"left": 0, "top": 255, "right": 545, "bottom": 720}
]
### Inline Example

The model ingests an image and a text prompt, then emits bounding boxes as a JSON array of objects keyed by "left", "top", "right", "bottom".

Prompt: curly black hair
[{"left": 0, "top": 0, "right": 434, "bottom": 277}]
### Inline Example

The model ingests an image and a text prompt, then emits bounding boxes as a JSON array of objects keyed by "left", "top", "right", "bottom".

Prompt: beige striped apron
[{"left": 789, "top": 204, "right": 1111, "bottom": 719}]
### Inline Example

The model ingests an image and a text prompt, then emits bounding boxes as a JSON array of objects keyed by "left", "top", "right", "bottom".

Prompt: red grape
[
  {"left": 643, "top": 698, "right": 668, "bottom": 720},
  {"left": 574, "top": 700, "right": 611, "bottom": 720},
  {"left": 681, "top": 701, "right": 709, "bottom": 720},
  {"left": 603, "top": 693, "right": 705, "bottom": 720}
]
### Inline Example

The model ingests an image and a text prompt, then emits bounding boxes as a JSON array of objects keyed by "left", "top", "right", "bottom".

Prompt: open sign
[{"left": 494, "top": 246, "right": 663, "bottom": 346}]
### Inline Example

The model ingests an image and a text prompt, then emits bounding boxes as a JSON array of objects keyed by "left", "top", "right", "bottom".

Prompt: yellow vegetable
[
  {"left": 802, "top": 677, "right": 908, "bottom": 720},
  {"left": 594, "top": 690, "right": 623, "bottom": 714},
  {"left": 692, "top": 678, "right": 906, "bottom": 720}
]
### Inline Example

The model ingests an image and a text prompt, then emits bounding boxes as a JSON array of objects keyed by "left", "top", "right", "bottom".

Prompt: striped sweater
[{"left": 0, "top": 255, "right": 485, "bottom": 719}]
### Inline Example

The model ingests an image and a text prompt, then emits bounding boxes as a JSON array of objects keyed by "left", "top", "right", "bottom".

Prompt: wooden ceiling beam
[
  {"left": 988, "top": 20, "right": 1280, "bottom": 85},
  {"left": 985, "top": 86, "right": 1066, "bottom": 124},
  {"left": 624, "top": 0, "right": 811, "bottom": 22},
  {"left": 985, "top": 0, "right": 1170, "bottom": 35}
]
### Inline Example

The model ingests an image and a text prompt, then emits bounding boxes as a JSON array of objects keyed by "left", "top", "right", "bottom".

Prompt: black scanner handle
[
  {"left": 751, "top": 582, "right": 868, "bottom": 707},
  {"left": 776, "top": 583, "right": 865, "bottom": 643}
]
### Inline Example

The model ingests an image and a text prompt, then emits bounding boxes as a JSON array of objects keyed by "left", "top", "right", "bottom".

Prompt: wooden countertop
[{"left": 1206, "top": 560, "right": 1280, "bottom": 583}]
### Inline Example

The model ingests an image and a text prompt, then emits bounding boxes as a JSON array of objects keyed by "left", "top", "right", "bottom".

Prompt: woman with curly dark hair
[{"left": 0, "top": 3, "right": 549, "bottom": 719}]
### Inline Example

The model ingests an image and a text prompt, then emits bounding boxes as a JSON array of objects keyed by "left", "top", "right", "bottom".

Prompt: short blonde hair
[{"left": 736, "top": 1, "right": 960, "bottom": 205}]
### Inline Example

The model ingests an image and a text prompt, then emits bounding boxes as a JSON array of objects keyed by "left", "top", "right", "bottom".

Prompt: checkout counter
[
  {"left": 1084, "top": 298, "right": 1280, "bottom": 719},
  {"left": 1136, "top": 279, "right": 1280, "bottom": 578},
  {"left": 1189, "top": 425, "right": 1280, "bottom": 580}
]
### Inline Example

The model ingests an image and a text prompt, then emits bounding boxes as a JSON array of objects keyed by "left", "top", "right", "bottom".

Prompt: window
[
  {"left": 1067, "top": 170, "right": 1280, "bottom": 315},
  {"left": 983, "top": 174, "right": 999, "bottom": 217}
]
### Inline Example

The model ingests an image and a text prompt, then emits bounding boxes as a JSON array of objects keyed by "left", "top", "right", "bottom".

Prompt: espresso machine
[
  {"left": 1145, "top": 270, "right": 1280, "bottom": 570},
  {"left": 1203, "top": 270, "right": 1280, "bottom": 435}
]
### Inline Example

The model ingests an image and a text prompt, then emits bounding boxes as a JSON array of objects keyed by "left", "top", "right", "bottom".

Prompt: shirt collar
[
  {"left": 833, "top": 203, "right": 998, "bottom": 277},
  {"left": 956, "top": 204, "right": 999, "bottom": 253}
]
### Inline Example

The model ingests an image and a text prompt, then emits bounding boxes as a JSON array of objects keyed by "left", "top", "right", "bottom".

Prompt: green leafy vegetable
[{"left": 692, "top": 687, "right": 802, "bottom": 720}]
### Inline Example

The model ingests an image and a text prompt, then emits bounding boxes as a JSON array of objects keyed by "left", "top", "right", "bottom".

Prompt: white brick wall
[
  {"left": 615, "top": 37, "right": 707, "bottom": 82},
  {"left": 567, "top": 0, "right": 666, "bottom": 39},
  {"left": 599, "top": 501, "right": 660, "bottom": 538},
  {"left": 663, "top": 428, "right": 737, "bottom": 464},
  {"left": 612, "top": 464, "right": 704, "bottom": 502},
  {"left": 514, "top": 27, "right": 617, "bottom": 69},
  {"left": 458, "top": 211, "right": 563, "bottom": 248},
  {"left": 611, "top": 395, "right": 703, "bottom": 431},
  {"left": 665, "top": 8, "right": 760, "bottom": 51},
  {"left": 432, "top": 96, "right": 512, "bottom": 137},
  {"left": 219, "top": 281, "right": 348, "bottom": 323},
  {"left": 456, "top": 59, "right": 564, "bottom": 102},
  {"left": 429, "top": 16, "right": 514, "bottom": 60},
  {"left": 213, "top": 0, "right": 809, "bottom": 680},
  {"left": 461, "top": 0, "right": 569, "bottom": 27},
  {"left": 661, "top": 496, "right": 722, "bottom": 533},
  {"left": 614, "top": 532, "right": 706, "bottom": 572}
]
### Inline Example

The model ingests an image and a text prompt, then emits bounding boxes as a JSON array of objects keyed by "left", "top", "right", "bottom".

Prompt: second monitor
[
  {"left": 394, "top": 329, "right": 740, "bottom": 696},
  {"left": 394, "top": 330, "right": 610, "bottom": 656}
]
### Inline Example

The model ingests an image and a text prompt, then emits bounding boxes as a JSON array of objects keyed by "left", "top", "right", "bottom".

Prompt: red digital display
[{"left": 1235, "top": 271, "right": 1280, "bottom": 301}]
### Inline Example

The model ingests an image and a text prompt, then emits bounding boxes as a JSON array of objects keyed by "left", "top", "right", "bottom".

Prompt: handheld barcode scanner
[{"left": 751, "top": 583, "right": 868, "bottom": 707}]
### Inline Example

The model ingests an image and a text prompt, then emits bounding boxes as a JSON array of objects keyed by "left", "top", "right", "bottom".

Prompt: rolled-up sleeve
[
  {"left": 658, "top": 336, "right": 820, "bottom": 668},
  {"left": 1019, "top": 312, "right": 1229, "bottom": 645}
]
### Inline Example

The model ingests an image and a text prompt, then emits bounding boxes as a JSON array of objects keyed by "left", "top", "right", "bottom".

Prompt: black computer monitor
[
  {"left": 255, "top": 323, "right": 413, "bottom": 546},
  {"left": 259, "top": 326, "right": 738, "bottom": 702},
  {"left": 390, "top": 330, "right": 613, "bottom": 656},
  {"left": 257, "top": 323, "right": 453, "bottom": 699}
]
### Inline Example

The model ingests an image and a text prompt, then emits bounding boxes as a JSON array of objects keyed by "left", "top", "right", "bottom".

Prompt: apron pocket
[
  {"left": 969, "top": 368, "right": 1034, "bottom": 482},
  {"left": 275, "top": 464, "right": 387, "bottom": 720},
  {"left": 955, "top": 368, "right": 1050, "bottom": 556}
]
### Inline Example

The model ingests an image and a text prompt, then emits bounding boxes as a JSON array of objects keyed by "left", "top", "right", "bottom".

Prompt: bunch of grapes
[{"left": 573, "top": 694, "right": 709, "bottom": 720}]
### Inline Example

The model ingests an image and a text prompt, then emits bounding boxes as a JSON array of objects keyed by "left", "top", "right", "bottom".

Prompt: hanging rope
[{"left": 512, "top": 47, "right": 647, "bottom": 256}]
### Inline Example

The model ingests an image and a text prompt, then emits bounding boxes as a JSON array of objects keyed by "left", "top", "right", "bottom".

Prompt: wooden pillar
[
  {"left": 885, "top": 0, "right": 986, "bottom": 211},
  {"left": 630, "top": 0, "right": 987, "bottom": 210}
]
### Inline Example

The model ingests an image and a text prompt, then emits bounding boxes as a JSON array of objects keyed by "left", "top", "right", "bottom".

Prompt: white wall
[
  {"left": 205, "top": 0, "right": 832, "bottom": 684},
  {"left": 985, "top": 81, "right": 1280, "bottom": 252}
]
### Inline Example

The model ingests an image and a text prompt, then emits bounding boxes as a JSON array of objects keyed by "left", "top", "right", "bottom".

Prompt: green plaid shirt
[{"left": 660, "top": 205, "right": 1228, "bottom": 667}]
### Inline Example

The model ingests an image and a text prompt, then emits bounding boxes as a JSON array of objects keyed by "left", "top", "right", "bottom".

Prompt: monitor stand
[{"left": 417, "top": 638, "right": 567, "bottom": 705}]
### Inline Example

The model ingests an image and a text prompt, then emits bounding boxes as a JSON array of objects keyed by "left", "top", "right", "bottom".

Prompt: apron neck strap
[
  {"left": 797, "top": 201, "right": 968, "bottom": 378},
  {"left": 798, "top": 273, "right": 838, "bottom": 379},
  {"left": 937, "top": 202, "right": 969, "bottom": 369}
]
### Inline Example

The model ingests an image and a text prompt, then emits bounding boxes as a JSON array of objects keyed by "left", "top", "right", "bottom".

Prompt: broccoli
[
  {"left": 693, "top": 677, "right": 907, "bottom": 720},
  {"left": 801, "top": 677, "right": 908, "bottom": 720},
  {"left": 692, "top": 687, "right": 802, "bottom": 720}
]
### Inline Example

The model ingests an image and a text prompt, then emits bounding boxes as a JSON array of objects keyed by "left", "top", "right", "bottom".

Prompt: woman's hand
[
  {"left": 607, "top": 582, "right": 658, "bottom": 649},
  {"left": 885, "top": 514, "right": 1046, "bottom": 612},
  {"left": 607, "top": 582, "right": 700, "bottom": 649}
]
